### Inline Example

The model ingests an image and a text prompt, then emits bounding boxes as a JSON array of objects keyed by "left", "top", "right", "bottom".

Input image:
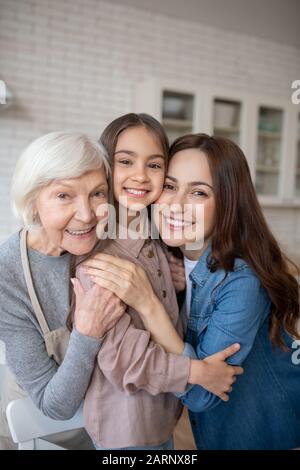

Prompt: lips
[
  {"left": 162, "top": 216, "right": 194, "bottom": 230},
  {"left": 123, "top": 187, "right": 150, "bottom": 198},
  {"left": 66, "top": 226, "right": 96, "bottom": 237}
]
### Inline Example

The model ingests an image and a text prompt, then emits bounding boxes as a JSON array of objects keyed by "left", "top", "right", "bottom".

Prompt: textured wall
[{"left": 0, "top": 0, "right": 300, "bottom": 257}]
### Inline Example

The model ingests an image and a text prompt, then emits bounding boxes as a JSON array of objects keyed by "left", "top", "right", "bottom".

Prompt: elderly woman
[{"left": 0, "top": 132, "right": 125, "bottom": 449}]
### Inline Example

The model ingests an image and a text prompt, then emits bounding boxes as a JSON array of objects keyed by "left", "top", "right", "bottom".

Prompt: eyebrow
[
  {"left": 166, "top": 175, "right": 213, "bottom": 190},
  {"left": 114, "top": 150, "right": 165, "bottom": 160},
  {"left": 52, "top": 181, "right": 107, "bottom": 191}
]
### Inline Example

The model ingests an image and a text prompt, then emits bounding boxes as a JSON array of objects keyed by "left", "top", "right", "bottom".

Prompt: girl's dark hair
[
  {"left": 169, "top": 133, "right": 299, "bottom": 348},
  {"left": 67, "top": 113, "right": 169, "bottom": 331},
  {"left": 100, "top": 112, "right": 169, "bottom": 166}
]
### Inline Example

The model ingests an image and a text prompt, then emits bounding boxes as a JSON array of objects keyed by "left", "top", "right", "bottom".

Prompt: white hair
[{"left": 11, "top": 131, "right": 111, "bottom": 228}]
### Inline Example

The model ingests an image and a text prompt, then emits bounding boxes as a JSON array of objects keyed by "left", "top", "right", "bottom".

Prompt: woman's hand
[
  {"left": 81, "top": 253, "right": 158, "bottom": 315},
  {"left": 166, "top": 252, "right": 186, "bottom": 292},
  {"left": 188, "top": 343, "right": 244, "bottom": 401},
  {"left": 71, "top": 278, "right": 126, "bottom": 339}
]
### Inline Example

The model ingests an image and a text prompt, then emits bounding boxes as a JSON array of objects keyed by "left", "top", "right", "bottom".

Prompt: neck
[
  {"left": 181, "top": 239, "right": 210, "bottom": 261},
  {"left": 27, "top": 229, "right": 65, "bottom": 256}
]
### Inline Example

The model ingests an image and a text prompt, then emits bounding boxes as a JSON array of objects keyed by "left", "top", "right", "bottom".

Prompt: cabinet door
[
  {"left": 201, "top": 89, "right": 249, "bottom": 157},
  {"left": 213, "top": 98, "right": 242, "bottom": 145},
  {"left": 254, "top": 105, "right": 286, "bottom": 198},
  {"left": 161, "top": 90, "right": 195, "bottom": 143},
  {"left": 135, "top": 79, "right": 199, "bottom": 144}
]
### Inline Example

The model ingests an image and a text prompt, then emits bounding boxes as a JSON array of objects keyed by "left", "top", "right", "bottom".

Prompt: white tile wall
[{"left": 0, "top": 0, "right": 300, "bottom": 256}]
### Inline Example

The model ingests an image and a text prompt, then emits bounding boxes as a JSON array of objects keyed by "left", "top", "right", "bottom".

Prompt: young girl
[
  {"left": 74, "top": 115, "right": 243, "bottom": 450},
  {"left": 90, "top": 133, "right": 300, "bottom": 450}
]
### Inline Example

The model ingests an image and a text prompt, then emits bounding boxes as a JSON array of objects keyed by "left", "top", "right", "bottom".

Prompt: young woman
[
  {"left": 87, "top": 133, "right": 300, "bottom": 450},
  {"left": 75, "top": 115, "right": 243, "bottom": 450}
]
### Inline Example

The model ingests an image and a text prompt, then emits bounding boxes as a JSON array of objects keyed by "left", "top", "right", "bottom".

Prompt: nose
[
  {"left": 132, "top": 163, "right": 149, "bottom": 183},
  {"left": 168, "top": 190, "right": 186, "bottom": 209},
  {"left": 74, "top": 198, "right": 95, "bottom": 224},
  {"left": 169, "top": 190, "right": 190, "bottom": 220},
  {"left": 161, "top": 192, "right": 186, "bottom": 221}
]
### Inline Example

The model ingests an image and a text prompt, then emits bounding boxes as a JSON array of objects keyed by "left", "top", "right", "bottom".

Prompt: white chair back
[{"left": 6, "top": 397, "right": 84, "bottom": 450}]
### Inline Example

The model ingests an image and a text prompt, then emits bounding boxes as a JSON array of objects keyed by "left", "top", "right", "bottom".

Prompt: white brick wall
[{"left": 1, "top": 0, "right": 300, "bottom": 257}]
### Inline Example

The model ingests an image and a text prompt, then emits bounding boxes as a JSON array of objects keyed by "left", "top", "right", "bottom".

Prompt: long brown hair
[
  {"left": 67, "top": 113, "right": 169, "bottom": 331},
  {"left": 169, "top": 133, "right": 299, "bottom": 348}
]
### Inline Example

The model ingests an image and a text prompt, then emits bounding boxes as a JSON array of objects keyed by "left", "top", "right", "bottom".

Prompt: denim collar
[{"left": 189, "top": 243, "right": 213, "bottom": 287}]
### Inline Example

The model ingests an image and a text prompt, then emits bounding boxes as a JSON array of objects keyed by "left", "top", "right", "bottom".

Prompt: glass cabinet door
[
  {"left": 213, "top": 99, "right": 241, "bottom": 145},
  {"left": 162, "top": 91, "right": 194, "bottom": 143},
  {"left": 255, "top": 106, "right": 283, "bottom": 196},
  {"left": 295, "top": 113, "right": 300, "bottom": 199}
]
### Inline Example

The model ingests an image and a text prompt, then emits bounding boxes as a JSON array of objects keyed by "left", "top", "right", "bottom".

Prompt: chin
[
  {"left": 126, "top": 201, "right": 150, "bottom": 213},
  {"left": 160, "top": 236, "right": 185, "bottom": 248},
  {"left": 67, "top": 239, "right": 97, "bottom": 256}
]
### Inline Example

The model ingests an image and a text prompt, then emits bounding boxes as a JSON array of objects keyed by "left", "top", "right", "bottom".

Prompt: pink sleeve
[{"left": 97, "top": 313, "right": 190, "bottom": 396}]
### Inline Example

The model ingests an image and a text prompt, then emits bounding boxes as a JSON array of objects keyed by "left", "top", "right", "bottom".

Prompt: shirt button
[
  {"left": 147, "top": 249, "right": 154, "bottom": 258},
  {"left": 162, "top": 290, "right": 167, "bottom": 298},
  {"left": 157, "top": 269, "right": 162, "bottom": 277}
]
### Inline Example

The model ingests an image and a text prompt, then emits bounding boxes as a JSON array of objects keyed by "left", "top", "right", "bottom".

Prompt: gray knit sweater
[{"left": 0, "top": 231, "right": 101, "bottom": 420}]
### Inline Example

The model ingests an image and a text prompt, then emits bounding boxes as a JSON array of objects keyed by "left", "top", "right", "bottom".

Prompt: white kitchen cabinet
[
  {"left": 200, "top": 89, "right": 248, "bottom": 148},
  {"left": 249, "top": 96, "right": 291, "bottom": 205},
  {"left": 213, "top": 99, "right": 242, "bottom": 144},
  {"left": 135, "top": 79, "right": 201, "bottom": 143},
  {"left": 135, "top": 78, "right": 300, "bottom": 207}
]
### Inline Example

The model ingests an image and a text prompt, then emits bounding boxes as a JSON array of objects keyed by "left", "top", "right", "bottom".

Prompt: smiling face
[
  {"left": 155, "top": 148, "right": 216, "bottom": 258},
  {"left": 113, "top": 126, "right": 166, "bottom": 214},
  {"left": 32, "top": 168, "right": 108, "bottom": 256}
]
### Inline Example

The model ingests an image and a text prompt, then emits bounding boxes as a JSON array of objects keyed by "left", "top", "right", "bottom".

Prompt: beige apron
[{"left": 0, "top": 229, "right": 94, "bottom": 449}]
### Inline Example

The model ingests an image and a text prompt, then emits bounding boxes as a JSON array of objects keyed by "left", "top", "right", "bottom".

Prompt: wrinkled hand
[
  {"left": 71, "top": 277, "right": 126, "bottom": 339},
  {"left": 166, "top": 252, "right": 186, "bottom": 292},
  {"left": 81, "top": 253, "right": 158, "bottom": 315},
  {"left": 188, "top": 343, "right": 244, "bottom": 401}
]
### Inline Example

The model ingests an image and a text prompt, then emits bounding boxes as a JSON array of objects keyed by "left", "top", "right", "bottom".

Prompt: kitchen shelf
[
  {"left": 254, "top": 106, "right": 284, "bottom": 197},
  {"left": 162, "top": 118, "right": 193, "bottom": 129},
  {"left": 214, "top": 126, "right": 240, "bottom": 134},
  {"left": 256, "top": 165, "right": 279, "bottom": 173},
  {"left": 258, "top": 131, "right": 282, "bottom": 139}
]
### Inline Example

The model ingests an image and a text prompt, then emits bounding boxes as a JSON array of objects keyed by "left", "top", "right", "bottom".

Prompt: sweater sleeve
[
  {"left": 96, "top": 313, "right": 190, "bottom": 396},
  {"left": 0, "top": 287, "right": 101, "bottom": 420}
]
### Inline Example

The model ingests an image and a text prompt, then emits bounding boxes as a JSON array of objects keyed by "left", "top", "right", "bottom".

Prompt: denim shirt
[{"left": 180, "top": 245, "right": 300, "bottom": 450}]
